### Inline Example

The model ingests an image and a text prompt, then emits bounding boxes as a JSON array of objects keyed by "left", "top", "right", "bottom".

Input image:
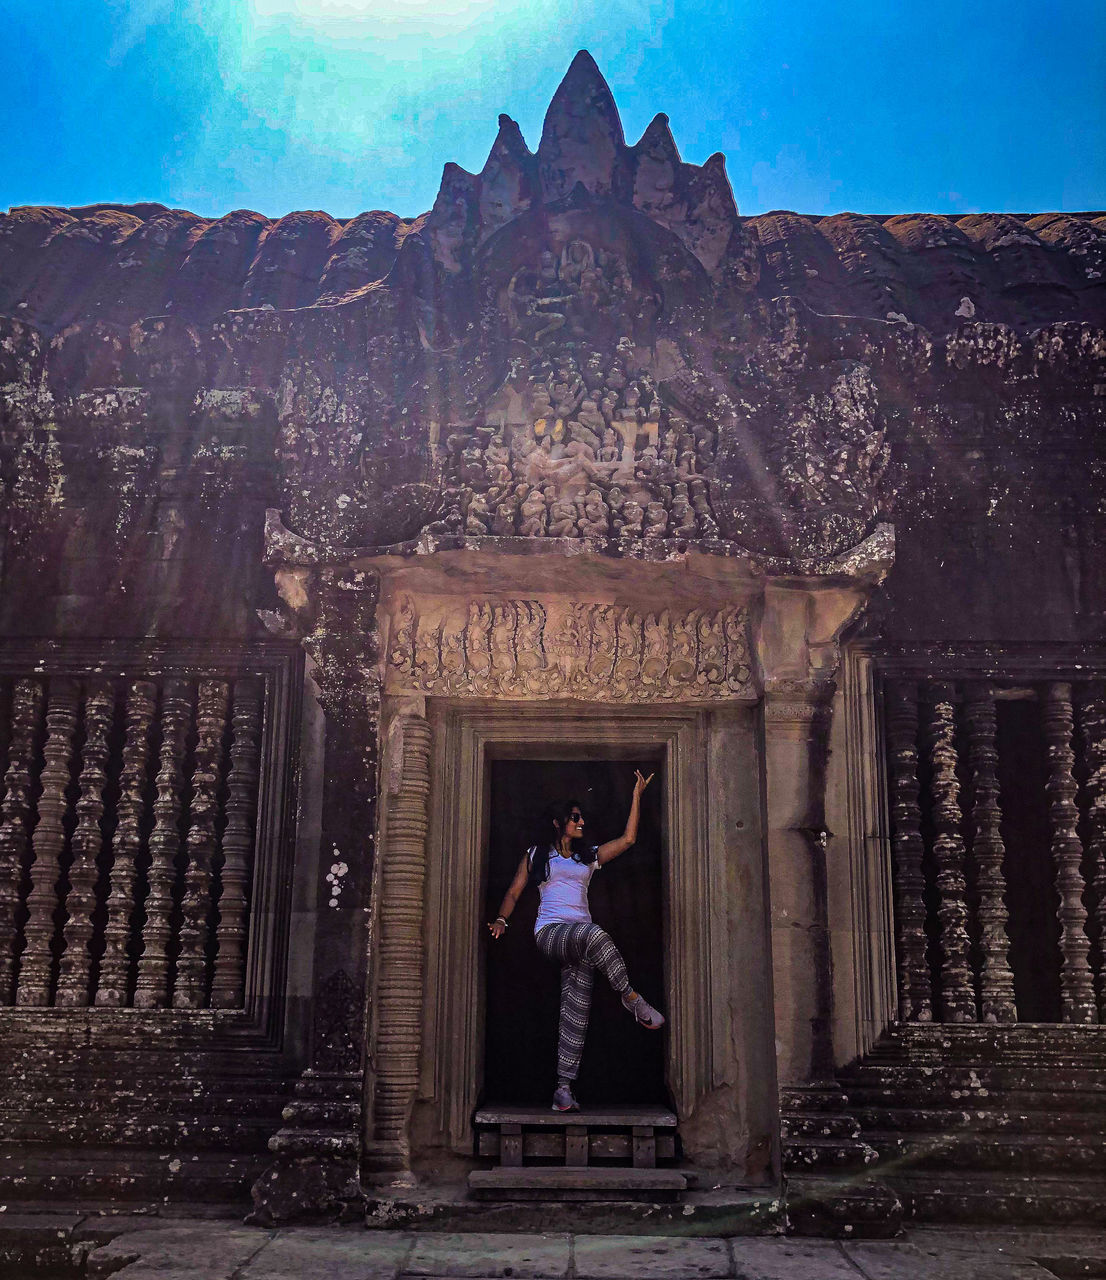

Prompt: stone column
[
  {"left": 764, "top": 682, "right": 836, "bottom": 1090},
  {"left": 251, "top": 567, "right": 382, "bottom": 1224},
  {"left": 363, "top": 704, "right": 432, "bottom": 1184},
  {"left": 758, "top": 581, "right": 901, "bottom": 1236},
  {"left": 1043, "top": 683, "right": 1096, "bottom": 1024}
]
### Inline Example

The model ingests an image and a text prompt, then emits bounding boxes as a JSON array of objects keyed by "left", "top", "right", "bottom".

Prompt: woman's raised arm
[
  {"left": 487, "top": 852, "right": 531, "bottom": 939},
  {"left": 597, "top": 769, "right": 654, "bottom": 865}
]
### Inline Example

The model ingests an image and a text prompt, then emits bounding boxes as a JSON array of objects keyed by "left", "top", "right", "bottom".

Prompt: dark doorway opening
[{"left": 482, "top": 757, "right": 667, "bottom": 1108}]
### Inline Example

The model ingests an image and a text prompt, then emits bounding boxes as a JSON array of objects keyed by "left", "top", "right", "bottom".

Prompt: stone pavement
[{"left": 0, "top": 1216, "right": 1089, "bottom": 1279}]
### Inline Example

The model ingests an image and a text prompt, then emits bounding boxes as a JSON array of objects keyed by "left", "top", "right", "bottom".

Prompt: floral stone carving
[{"left": 386, "top": 594, "right": 753, "bottom": 702}]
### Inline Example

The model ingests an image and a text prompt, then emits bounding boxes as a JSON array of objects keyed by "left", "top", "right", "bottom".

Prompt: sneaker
[
  {"left": 552, "top": 1085, "right": 580, "bottom": 1112},
  {"left": 622, "top": 991, "right": 665, "bottom": 1031}
]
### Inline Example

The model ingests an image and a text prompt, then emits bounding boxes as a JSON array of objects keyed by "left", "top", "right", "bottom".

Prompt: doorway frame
[{"left": 420, "top": 701, "right": 715, "bottom": 1153}]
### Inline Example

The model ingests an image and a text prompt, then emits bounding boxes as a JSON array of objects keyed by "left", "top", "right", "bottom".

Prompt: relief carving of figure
[
  {"left": 519, "top": 485, "right": 547, "bottom": 536},
  {"left": 640, "top": 613, "right": 670, "bottom": 687},
  {"left": 696, "top": 611, "right": 727, "bottom": 687},
  {"left": 466, "top": 602, "right": 494, "bottom": 691}
]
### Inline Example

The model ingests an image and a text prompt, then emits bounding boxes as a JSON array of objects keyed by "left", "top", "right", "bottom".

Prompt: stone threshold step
[
  {"left": 468, "top": 1167, "right": 686, "bottom": 1202},
  {"left": 475, "top": 1105, "right": 676, "bottom": 1127}
]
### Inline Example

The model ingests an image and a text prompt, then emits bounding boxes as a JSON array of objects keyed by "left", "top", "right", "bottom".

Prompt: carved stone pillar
[
  {"left": 56, "top": 679, "right": 116, "bottom": 1006},
  {"left": 922, "top": 682, "right": 976, "bottom": 1022},
  {"left": 0, "top": 679, "right": 44, "bottom": 1004},
  {"left": 1043, "top": 682, "right": 1096, "bottom": 1024},
  {"left": 884, "top": 680, "right": 932, "bottom": 1022},
  {"left": 96, "top": 680, "right": 157, "bottom": 1007},
  {"left": 134, "top": 680, "right": 193, "bottom": 1009},
  {"left": 759, "top": 582, "right": 902, "bottom": 1237},
  {"left": 251, "top": 567, "right": 381, "bottom": 1225},
  {"left": 1080, "top": 684, "right": 1106, "bottom": 1020},
  {"left": 174, "top": 678, "right": 230, "bottom": 1009},
  {"left": 364, "top": 708, "right": 432, "bottom": 1182},
  {"left": 17, "top": 678, "right": 80, "bottom": 1006},
  {"left": 211, "top": 678, "right": 263, "bottom": 1009},
  {"left": 963, "top": 682, "right": 1016, "bottom": 1023}
]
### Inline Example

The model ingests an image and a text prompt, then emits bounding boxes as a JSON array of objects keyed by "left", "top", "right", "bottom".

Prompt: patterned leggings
[{"left": 534, "top": 922, "right": 632, "bottom": 1083}]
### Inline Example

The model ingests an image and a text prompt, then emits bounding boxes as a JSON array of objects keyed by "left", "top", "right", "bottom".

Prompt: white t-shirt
[{"left": 531, "top": 846, "right": 601, "bottom": 934}]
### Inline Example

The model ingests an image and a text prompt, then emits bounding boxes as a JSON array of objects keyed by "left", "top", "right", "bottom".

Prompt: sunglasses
[{"left": 568, "top": 811, "right": 584, "bottom": 822}]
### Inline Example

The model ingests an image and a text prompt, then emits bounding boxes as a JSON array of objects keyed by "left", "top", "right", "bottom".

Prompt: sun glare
[{"left": 250, "top": 0, "right": 501, "bottom": 20}]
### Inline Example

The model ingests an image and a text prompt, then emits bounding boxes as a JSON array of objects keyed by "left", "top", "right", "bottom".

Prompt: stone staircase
[
  {"left": 836, "top": 1023, "right": 1106, "bottom": 1225},
  {"left": 469, "top": 1106, "right": 685, "bottom": 1202},
  {"left": 0, "top": 1039, "right": 294, "bottom": 1205}
]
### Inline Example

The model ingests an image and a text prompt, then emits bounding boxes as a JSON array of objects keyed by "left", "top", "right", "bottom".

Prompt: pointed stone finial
[
  {"left": 478, "top": 114, "right": 538, "bottom": 241},
  {"left": 426, "top": 161, "right": 478, "bottom": 273},
  {"left": 537, "top": 50, "right": 626, "bottom": 202},
  {"left": 632, "top": 113, "right": 682, "bottom": 219}
]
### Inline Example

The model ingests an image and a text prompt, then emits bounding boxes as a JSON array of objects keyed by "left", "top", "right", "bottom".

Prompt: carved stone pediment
[{"left": 385, "top": 594, "right": 753, "bottom": 702}]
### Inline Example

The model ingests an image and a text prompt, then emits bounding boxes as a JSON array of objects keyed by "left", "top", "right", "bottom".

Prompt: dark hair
[{"left": 528, "top": 797, "right": 596, "bottom": 886}]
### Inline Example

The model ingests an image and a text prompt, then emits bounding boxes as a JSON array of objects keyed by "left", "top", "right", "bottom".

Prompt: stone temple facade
[{"left": 0, "top": 51, "right": 1104, "bottom": 1233}]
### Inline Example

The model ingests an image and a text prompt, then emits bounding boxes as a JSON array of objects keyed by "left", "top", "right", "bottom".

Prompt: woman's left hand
[{"left": 633, "top": 768, "right": 654, "bottom": 797}]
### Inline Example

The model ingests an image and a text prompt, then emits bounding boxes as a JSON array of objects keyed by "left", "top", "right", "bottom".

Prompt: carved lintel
[{"left": 387, "top": 594, "right": 752, "bottom": 703}]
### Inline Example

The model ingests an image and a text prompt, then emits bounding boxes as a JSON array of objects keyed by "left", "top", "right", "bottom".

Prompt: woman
[{"left": 488, "top": 769, "right": 664, "bottom": 1112}]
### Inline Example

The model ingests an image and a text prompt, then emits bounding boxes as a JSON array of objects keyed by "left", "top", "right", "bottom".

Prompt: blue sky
[{"left": 3, "top": 0, "right": 1104, "bottom": 220}]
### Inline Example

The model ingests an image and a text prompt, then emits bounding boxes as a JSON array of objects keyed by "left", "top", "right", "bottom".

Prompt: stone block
[
  {"left": 404, "top": 1232, "right": 571, "bottom": 1278},
  {"left": 86, "top": 1225, "right": 274, "bottom": 1278},
  {"left": 238, "top": 1227, "right": 410, "bottom": 1278},
  {"left": 573, "top": 1234, "right": 730, "bottom": 1278}
]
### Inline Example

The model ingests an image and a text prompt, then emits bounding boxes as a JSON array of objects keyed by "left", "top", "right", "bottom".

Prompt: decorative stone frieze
[{"left": 387, "top": 594, "right": 752, "bottom": 702}]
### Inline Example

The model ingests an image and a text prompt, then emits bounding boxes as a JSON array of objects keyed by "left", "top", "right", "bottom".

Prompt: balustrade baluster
[
  {"left": 963, "top": 682, "right": 1017, "bottom": 1023},
  {"left": 885, "top": 680, "right": 932, "bottom": 1022},
  {"left": 17, "top": 678, "right": 80, "bottom": 1005},
  {"left": 0, "top": 680, "right": 45, "bottom": 1003},
  {"left": 96, "top": 680, "right": 157, "bottom": 1007},
  {"left": 56, "top": 679, "right": 116, "bottom": 1006},
  {"left": 210, "top": 678, "right": 262, "bottom": 1009},
  {"left": 134, "top": 679, "right": 192, "bottom": 1009},
  {"left": 1081, "top": 683, "right": 1106, "bottom": 1020},
  {"left": 923, "top": 681, "right": 976, "bottom": 1022},
  {"left": 1044, "top": 682, "right": 1097, "bottom": 1023},
  {"left": 173, "top": 679, "right": 229, "bottom": 1009}
]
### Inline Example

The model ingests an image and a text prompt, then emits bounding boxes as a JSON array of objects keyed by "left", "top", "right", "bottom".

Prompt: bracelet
[{"left": 495, "top": 916, "right": 509, "bottom": 928}]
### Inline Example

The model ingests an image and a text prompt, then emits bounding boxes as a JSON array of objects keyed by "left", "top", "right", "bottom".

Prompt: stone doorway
[
  {"left": 482, "top": 757, "right": 667, "bottom": 1109},
  {"left": 409, "top": 703, "right": 722, "bottom": 1159}
]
